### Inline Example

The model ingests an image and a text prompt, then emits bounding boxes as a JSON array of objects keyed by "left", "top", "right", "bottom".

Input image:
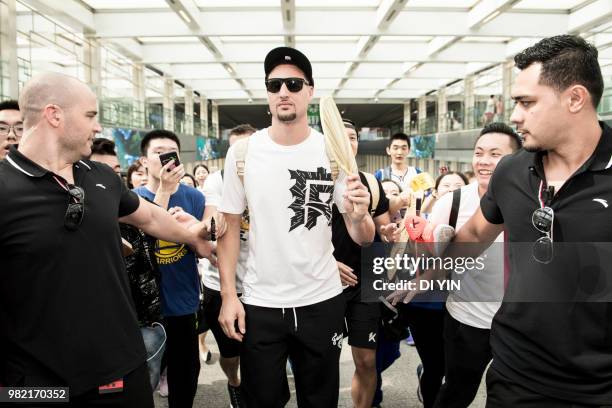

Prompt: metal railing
[
  {"left": 356, "top": 154, "right": 472, "bottom": 180},
  {"left": 99, "top": 98, "right": 145, "bottom": 129}
]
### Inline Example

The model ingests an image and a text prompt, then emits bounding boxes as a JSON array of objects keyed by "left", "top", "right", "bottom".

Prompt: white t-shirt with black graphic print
[
  {"left": 199, "top": 170, "right": 248, "bottom": 293},
  {"left": 219, "top": 127, "right": 347, "bottom": 308}
]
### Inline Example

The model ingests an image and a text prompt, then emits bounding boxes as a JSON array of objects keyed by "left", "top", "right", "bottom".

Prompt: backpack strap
[
  {"left": 233, "top": 138, "right": 249, "bottom": 185},
  {"left": 449, "top": 188, "right": 461, "bottom": 229},
  {"left": 362, "top": 172, "right": 380, "bottom": 217}
]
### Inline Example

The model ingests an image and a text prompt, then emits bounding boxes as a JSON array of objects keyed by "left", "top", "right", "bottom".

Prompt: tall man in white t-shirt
[
  {"left": 217, "top": 46, "right": 375, "bottom": 408},
  {"left": 428, "top": 123, "right": 521, "bottom": 408},
  {"left": 199, "top": 123, "right": 256, "bottom": 408}
]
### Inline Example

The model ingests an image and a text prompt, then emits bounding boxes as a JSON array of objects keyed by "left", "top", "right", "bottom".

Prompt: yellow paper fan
[{"left": 410, "top": 172, "right": 435, "bottom": 192}]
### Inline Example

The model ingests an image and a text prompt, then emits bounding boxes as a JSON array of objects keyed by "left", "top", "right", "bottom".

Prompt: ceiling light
[
  {"left": 482, "top": 11, "right": 500, "bottom": 25},
  {"left": 178, "top": 9, "right": 191, "bottom": 24}
]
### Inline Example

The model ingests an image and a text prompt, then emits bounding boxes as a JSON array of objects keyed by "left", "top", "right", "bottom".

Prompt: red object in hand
[{"left": 405, "top": 215, "right": 427, "bottom": 241}]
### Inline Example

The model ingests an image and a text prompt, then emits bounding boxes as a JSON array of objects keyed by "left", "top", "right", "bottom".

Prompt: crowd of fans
[{"left": 1, "top": 33, "right": 611, "bottom": 408}]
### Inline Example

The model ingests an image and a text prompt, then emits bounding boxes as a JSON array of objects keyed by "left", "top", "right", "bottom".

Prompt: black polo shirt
[
  {"left": 332, "top": 172, "right": 389, "bottom": 285},
  {"left": 481, "top": 122, "right": 612, "bottom": 404},
  {"left": 0, "top": 148, "right": 145, "bottom": 396}
]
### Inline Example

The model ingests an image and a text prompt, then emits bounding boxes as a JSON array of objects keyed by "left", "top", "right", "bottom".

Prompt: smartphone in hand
[{"left": 159, "top": 151, "right": 180, "bottom": 171}]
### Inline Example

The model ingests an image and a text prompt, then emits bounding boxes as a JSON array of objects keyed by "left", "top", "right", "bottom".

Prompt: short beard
[{"left": 277, "top": 111, "right": 297, "bottom": 122}]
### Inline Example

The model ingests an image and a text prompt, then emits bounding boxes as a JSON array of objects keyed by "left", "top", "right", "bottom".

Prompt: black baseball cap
[{"left": 264, "top": 46, "right": 314, "bottom": 87}]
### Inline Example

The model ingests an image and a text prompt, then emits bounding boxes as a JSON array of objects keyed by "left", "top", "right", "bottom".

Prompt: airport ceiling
[{"left": 14, "top": 0, "right": 612, "bottom": 105}]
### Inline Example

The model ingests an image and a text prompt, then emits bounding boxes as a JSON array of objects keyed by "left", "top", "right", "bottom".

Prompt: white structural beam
[
  {"left": 468, "top": 0, "right": 519, "bottom": 29},
  {"left": 146, "top": 1, "right": 253, "bottom": 99},
  {"left": 337, "top": 0, "right": 402, "bottom": 94},
  {"left": 108, "top": 38, "right": 144, "bottom": 62},
  {"left": 505, "top": 37, "right": 540, "bottom": 59},
  {"left": 164, "top": 0, "right": 200, "bottom": 31},
  {"left": 428, "top": 36, "right": 459, "bottom": 56},
  {"left": 92, "top": 10, "right": 567, "bottom": 38},
  {"left": 591, "top": 33, "right": 612, "bottom": 50},
  {"left": 139, "top": 42, "right": 508, "bottom": 64},
  {"left": 376, "top": 0, "right": 406, "bottom": 29},
  {"left": 569, "top": 0, "right": 612, "bottom": 34},
  {"left": 355, "top": 36, "right": 380, "bottom": 58},
  {"left": 281, "top": 0, "right": 295, "bottom": 47},
  {"left": 433, "top": 42, "right": 506, "bottom": 62},
  {"left": 20, "top": 0, "right": 95, "bottom": 33},
  {"left": 390, "top": 11, "right": 566, "bottom": 37}
]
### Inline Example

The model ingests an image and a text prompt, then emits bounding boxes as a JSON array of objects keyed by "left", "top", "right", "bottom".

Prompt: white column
[
  {"left": 132, "top": 63, "right": 146, "bottom": 128},
  {"left": 83, "top": 39, "right": 102, "bottom": 100},
  {"left": 501, "top": 60, "right": 514, "bottom": 122},
  {"left": 211, "top": 101, "right": 219, "bottom": 138},
  {"left": 163, "top": 75, "right": 175, "bottom": 131},
  {"left": 403, "top": 102, "right": 411, "bottom": 134},
  {"left": 437, "top": 87, "right": 448, "bottom": 133},
  {"left": 418, "top": 96, "right": 427, "bottom": 134},
  {"left": 185, "top": 87, "right": 194, "bottom": 135},
  {"left": 200, "top": 95, "right": 208, "bottom": 137},
  {"left": 464, "top": 75, "right": 475, "bottom": 129},
  {"left": 0, "top": 0, "right": 19, "bottom": 98}
]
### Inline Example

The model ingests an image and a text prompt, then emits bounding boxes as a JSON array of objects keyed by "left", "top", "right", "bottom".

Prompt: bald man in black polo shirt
[
  {"left": 0, "top": 72, "right": 213, "bottom": 407},
  {"left": 454, "top": 36, "right": 612, "bottom": 407}
]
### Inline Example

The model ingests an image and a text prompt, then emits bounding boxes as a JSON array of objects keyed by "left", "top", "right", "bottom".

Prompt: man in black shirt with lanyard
[
  {"left": 0, "top": 72, "right": 213, "bottom": 407},
  {"left": 332, "top": 119, "right": 395, "bottom": 408},
  {"left": 455, "top": 35, "right": 612, "bottom": 406}
]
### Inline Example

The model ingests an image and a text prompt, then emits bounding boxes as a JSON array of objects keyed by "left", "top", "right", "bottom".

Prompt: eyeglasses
[
  {"left": 265, "top": 77, "right": 309, "bottom": 93},
  {"left": 64, "top": 184, "right": 85, "bottom": 231},
  {"left": 0, "top": 123, "right": 24, "bottom": 136},
  {"left": 532, "top": 206, "right": 554, "bottom": 264}
]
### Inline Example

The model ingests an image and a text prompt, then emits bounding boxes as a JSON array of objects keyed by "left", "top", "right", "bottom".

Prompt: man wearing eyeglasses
[
  {"left": 453, "top": 35, "right": 612, "bottom": 406},
  {"left": 217, "top": 47, "right": 375, "bottom": 408},
  {"left": 0, "top": 72, "right": 214, "bottom": 407},
  {"left": 0, "top": 99, "right": 22, "bottom": 160}
]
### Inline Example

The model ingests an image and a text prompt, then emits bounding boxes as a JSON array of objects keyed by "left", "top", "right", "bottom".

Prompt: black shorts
[
  {"left": 202, "top": 286, "right": 242, "bottom": 359},
  {"left": 241, "top": 293, "right": 346, "bottom": 408},
  {"left": 343, "top": 287, "right": 381, "bottom": 349}
]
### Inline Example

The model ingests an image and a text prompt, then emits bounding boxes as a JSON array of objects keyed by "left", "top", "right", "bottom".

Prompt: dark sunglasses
[
  {"left": 64, "top": 184, "right": 85, "bottom": 231},
  {"left": 532, "top": 206, "right": 554, "bottom": 264},
  {"left": 265, "top": 77, "right": 309, "bottom": 93}
]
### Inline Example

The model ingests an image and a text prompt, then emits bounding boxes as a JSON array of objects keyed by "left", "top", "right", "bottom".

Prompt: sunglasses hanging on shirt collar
[
  {"left": 531, "top": 181, "right": 554, "bottom": 264},
  {"left": 53, "top": 175, "right": 85, "bottom": 231}
]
